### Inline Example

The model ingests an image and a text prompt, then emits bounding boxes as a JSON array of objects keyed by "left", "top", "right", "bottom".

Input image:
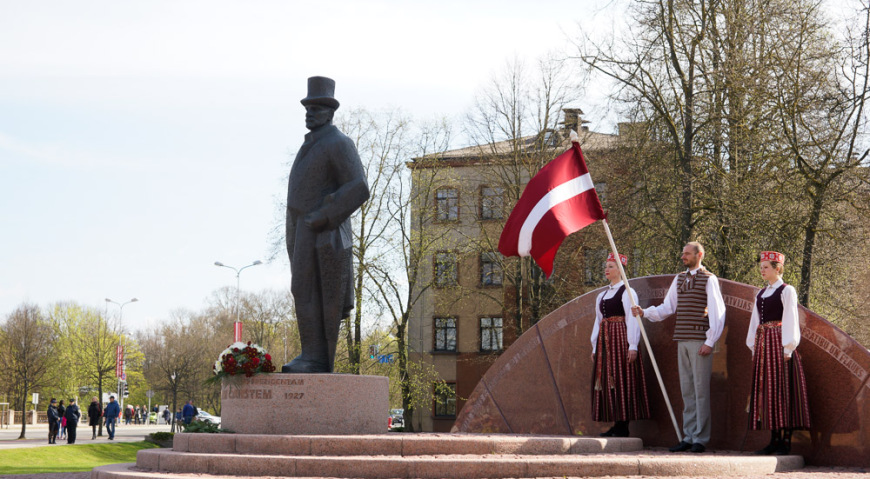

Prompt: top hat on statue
[{"left": 301, "top": 76, "right": 340, "bottom": 109}]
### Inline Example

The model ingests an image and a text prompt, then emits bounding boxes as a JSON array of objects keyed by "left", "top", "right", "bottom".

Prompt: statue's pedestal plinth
[{"left": 220, "top": 373, "right": 388, "bottom": 435}]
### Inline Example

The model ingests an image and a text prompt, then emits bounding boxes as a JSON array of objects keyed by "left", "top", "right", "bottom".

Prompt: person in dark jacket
[
  {"left": 162, "top": 408, "right": 171, "bottom": 425},
  {"left": 47, "top": 398, "right": 60, "bottom": 444},
  {"left": 87, "top": 396, "right": 102, "bottom": 439},
  {"left": 57, "top": 400, "right": 66, "bottom": 440},
  {"left": 64, "top": 398, "right": 81, "bottom": 444},
  {"left": 103, "top": 396, "right": 120, "bottom": 440},
  {"left": 182, "top": 401, "right": 195, "bottom": 425}
]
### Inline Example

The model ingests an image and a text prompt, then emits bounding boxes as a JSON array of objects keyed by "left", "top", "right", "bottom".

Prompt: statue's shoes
[{"left": 282, "top": 357, "right": 330, "bottom": 374}]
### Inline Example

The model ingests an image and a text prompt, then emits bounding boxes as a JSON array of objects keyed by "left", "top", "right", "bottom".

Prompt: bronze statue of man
[{"left": 283, "top": 76, "right": 370, "bottom": 373}]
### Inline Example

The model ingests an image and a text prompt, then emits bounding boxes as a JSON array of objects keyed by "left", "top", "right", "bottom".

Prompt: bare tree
[
  {"left": 138, "top": 313, "right": 209, "bottom": 432},
  {"left": 463, "top": 55, "right": 585, "bottom": 335},
  {"left": 366, "top": 116, "right": 458, "bottom": 431},
  {"left": 771, "top": 0, "right": 870, "bottom": 306},
  {"left": 335, "top": 107, "right": 412, "bottom": 374}
]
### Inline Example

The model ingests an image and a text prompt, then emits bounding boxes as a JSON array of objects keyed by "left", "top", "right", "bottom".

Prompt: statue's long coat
[{"left": 286, "top": 123, "right": 369, "bottom": 370}]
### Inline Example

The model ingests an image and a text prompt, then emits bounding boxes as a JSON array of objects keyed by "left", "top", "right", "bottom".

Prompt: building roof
[{"left": 414, "top": 127, "right": 618, "bottom": 165}]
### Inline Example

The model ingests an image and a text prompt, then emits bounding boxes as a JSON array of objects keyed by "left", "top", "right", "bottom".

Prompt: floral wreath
[{"left": 207, "top": 341, "right": 276, "bottom": 384}]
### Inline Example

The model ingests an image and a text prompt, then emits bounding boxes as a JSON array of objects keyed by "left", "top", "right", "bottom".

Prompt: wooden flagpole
[{"left": 601, "top": 218, "right": 681, "bottom": 440}]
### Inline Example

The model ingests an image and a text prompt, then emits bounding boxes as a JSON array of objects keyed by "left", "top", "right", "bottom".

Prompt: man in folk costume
[
  {"left": 283, "top": 76, "right": 370, "bottom": 373},
  {"left": 591, "top": 252, "right": 650, "bottom": 437},
  {"left": 632, "top": 242, "right": 726, "bottom": 453},
  {"left": 746, "top": 251, "right": 810, "bottom": 455}
]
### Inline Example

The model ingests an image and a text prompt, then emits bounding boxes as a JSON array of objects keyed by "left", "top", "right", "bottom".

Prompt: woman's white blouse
[
  {"left": 591, "top": 281, "right": 641, "bottom": 353},
  {"left": 745, "top": 279, "right": 801, "bottom": 356}
]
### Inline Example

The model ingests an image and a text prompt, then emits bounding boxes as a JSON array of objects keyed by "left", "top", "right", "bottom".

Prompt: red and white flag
[
  {"left": 115, "top": 345, "right": 124, "bottom": 378},
  {"left": 234, "top": 321, "right": 243, "bottom": 342},
  {"left": 498, "top": 142, "right": 605, "bottom": 277}
]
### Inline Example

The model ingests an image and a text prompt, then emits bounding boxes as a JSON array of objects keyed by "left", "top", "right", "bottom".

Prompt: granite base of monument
[{"left": 220, "top": 373, "right": 387, "bottom": 435}]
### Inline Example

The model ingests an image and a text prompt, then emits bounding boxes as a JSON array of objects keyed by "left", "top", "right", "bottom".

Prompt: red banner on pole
[
  {"left": 115, "top": 345, "right": 124, "bottom": 378},
  {"left": 234, "top": 322, "right": 242, "bottom": 342}
]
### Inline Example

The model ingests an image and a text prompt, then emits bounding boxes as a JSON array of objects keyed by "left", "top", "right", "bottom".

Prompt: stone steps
[
  {"left": 171, "top": 432, "right": 643, "bottom": 456},
  {"left": 90, "top": 433, "right": 805, "bottom": 479}
]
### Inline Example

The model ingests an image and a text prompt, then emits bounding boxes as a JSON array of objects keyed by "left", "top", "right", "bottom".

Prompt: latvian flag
[
  {"left": 234, "top": 321, "right": 243, "bottom": 342},
  {"left": 115, "top": 345, "right": 124, "bottom": 378},
  {"left": 498, "top": 141, "right": 605, "bottom": 277}
]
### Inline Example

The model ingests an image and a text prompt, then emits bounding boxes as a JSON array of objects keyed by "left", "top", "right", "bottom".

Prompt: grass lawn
[{"left": 0, "top": 441, "right": 159, "bottom": 475}]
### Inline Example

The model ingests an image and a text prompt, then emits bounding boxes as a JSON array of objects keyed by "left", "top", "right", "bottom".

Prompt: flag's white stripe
[{"left": 518, "top": 173, "right": 595, "bottom": 256}]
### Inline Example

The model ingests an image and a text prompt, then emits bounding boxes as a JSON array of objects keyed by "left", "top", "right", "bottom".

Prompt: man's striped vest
[{"left": 673, "top": 269, "right": 711, "bottom": 341}]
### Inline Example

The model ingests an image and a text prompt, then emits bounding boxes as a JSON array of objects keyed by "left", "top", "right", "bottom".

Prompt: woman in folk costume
[
  {"left": 746, "top": 251, "right": 811, "bottom": 455},
  {"left": 591, "top": 252, "right": 650, "bottom": 437}
]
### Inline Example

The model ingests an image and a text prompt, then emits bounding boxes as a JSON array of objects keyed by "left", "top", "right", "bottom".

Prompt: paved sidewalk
[
  {"left": 0, "top": 424, "right": 174, "bottom": 450},
  {"left": 3, "top": 468, "right": 867, "bottom": 479}
]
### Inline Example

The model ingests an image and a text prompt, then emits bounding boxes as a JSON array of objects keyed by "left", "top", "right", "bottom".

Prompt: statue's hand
[{"left": 305, "top": 211, "right": 328, "bottom": 231}]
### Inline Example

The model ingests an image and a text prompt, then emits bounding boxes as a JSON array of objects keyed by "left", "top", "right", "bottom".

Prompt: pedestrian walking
[
  {"left": 103, "top": 395, "right": 120, "bottom": 440},
  {"left": 746, "top": 251, "right": 811, "bottom": 455},
  {"left": 162, "top": 408, "right": 171, "bottom": 425},
  {"left": 64, "top": 398, "right": 81, "bottom": 444},
  {"left": 591, "top": 252, "right": 650, "bottom": 437},
  {"left": 47, "top": 398, "right": 60, "bottom": 444},
  {"left": 182, "top": 400, "right": 195, "bottom": 425},
  {"left": 87, "top": 396, "right": 102, "bottom": 439}
]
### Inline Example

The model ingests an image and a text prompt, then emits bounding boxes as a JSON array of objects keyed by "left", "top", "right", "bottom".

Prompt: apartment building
[{"left": 406, "top": 109, "right": 623, "bottom": 432}]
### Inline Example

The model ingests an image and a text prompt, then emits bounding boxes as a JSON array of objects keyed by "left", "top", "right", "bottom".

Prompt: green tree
[
  {"left": 1, "top": 303, "right": 57, "bottom": 439},
  {"left": 49, "top": 302, "right": 122, "bottom": 436}
]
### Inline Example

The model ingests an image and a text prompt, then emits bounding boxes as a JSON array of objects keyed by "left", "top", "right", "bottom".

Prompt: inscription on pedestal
[
  {"left": 220, "top": 373, "right": 388, "bottom": 435},
  {"left": 221, "top": 377, "right": 306, "bottom": 401}
]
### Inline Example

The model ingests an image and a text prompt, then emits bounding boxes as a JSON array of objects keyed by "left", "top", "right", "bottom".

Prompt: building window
[
  {"left": 434, "top": 317, "right": 457, "bottom": 351},
  {"left": 584, "top": 249, "right": 608, "bottom": 285},
  {"left": 594, "top": 181, "right": 607, "bottom": 205},
  {"left": 480, "top": 252, "right": 503, "bottom": 286},
  {"left": 480, "top": 186, "right": 504, "bottom": 220},
  {"left": 436, "top": 188, "right": 459, "bottom": 221},
  {"left": 433, "top": 382, "right": 457, "bottom": 417},
  {"left": 480, "top": 317, "right": 503, "bottom": 352},
  {"left": 434, "top": 252, "right": 458, "bottom": 287}
]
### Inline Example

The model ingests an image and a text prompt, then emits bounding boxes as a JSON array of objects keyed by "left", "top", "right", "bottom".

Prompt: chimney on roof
[{"left": 562, "top": 108, "right": 588, "bottom": 134}]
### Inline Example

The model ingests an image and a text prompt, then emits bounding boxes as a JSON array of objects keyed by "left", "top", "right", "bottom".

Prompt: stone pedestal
[{"left": 220, "top": 373, "right": 388, "bottom": 435}]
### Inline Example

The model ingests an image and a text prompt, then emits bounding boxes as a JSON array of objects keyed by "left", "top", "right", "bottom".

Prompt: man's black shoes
[
  {"left": 669, "top": 441, "right": 693, "bottom": 452},
  {"left": 690, "top": 443, "right": 706, "bottom": 453}
]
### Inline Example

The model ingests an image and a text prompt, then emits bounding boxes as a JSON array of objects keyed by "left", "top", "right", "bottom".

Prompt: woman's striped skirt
[
  {"left": 749, "top": 322, "right": 811, "bottom": 430},
  {"left": 591, "top": 316, "right": 650, "bottom": 422}
]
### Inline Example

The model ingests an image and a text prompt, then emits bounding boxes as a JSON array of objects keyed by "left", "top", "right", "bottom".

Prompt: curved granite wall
[{"left": 452, "top": 275, "right": 870, "bottom": 467}]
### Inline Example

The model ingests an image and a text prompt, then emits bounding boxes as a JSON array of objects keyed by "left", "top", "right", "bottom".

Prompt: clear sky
[{"left": 1, "top": 0, "right": 629, "bottom": 332}]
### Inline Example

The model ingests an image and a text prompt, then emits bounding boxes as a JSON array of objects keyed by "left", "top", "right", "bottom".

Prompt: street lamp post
[
  {"left": 106, "top": 297, "right": 138, "bottom": 411},
  {"left": 214, "top": 260, "right": 262, "bottom": 340},
  {"left": 170, "top": 372, "right": 177, "bottom": 433}
]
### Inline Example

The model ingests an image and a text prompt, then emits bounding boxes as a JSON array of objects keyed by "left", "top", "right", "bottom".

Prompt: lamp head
[
  {"left": 214, "top": 261, "right": 224, "bottom": 267},
  {"left": 252, "top": 260, "right": 262, "bottom": 266}
]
